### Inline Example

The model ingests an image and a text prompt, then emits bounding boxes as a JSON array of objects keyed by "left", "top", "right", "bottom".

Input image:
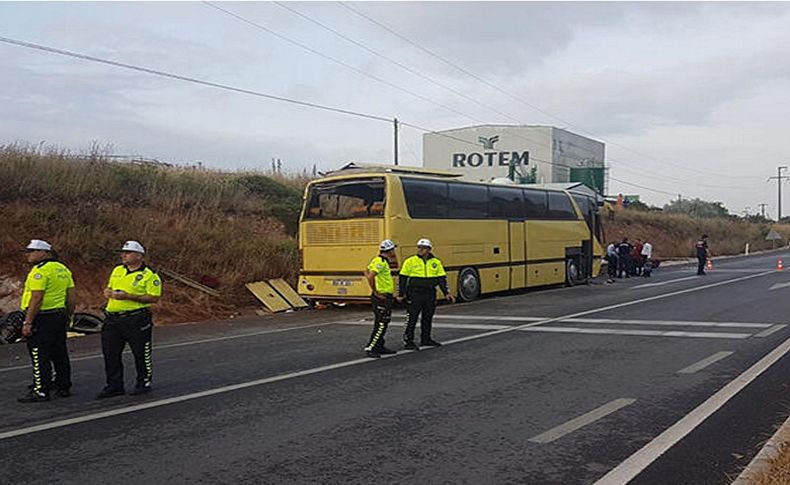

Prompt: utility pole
[
  {"left": 393, "top": 118, "right": 399, "bottom": 166},
  {"left": 768, "top": 166, "right": 788, "bottom": 220},
  {"left": 758, "top": 203, "right": 768, "bottom": 218}
]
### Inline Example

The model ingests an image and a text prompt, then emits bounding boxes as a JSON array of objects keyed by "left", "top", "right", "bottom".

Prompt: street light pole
[
  {"left": 393, "top": 118, "right": 399, "bottom": 166},
  {"left": 768, "top": 166, "right": 788, "bottom": 220}
]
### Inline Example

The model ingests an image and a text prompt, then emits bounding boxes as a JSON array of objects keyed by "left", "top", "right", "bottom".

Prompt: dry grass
[
  {"left": 0, "top": 144, "right": 306, "bottom": 323},
  {"left": 746, "top": 442, "right": 790, "bottom": 485},
  {"left": 603, "top": 209, "right": 790, "bottom": 259},
  {"left": 4, "top": 143, "right": 789, "bottom": 324}
]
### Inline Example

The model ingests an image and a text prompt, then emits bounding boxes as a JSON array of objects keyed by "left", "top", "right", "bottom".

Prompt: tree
[{"left": 663, "top": 198, "right": 730, "bottom": 218}]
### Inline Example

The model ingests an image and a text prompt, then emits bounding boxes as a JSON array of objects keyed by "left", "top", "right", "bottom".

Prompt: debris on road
[{"left": 246, "top": 279, "right": 307, "bottom": 313}]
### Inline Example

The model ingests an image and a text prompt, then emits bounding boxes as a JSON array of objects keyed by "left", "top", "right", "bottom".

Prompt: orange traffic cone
[
  {"left": 706, "top": 259, "right": 713, "bottom": 271},
  {"left": 778, "top": 259, "right": 784, "bottom": 271}
]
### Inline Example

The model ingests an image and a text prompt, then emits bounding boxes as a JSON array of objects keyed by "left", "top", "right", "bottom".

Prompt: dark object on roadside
[
  {"left": 642, "top": 260, "right": 654, "bottom": 277},
  {"left": 0, "top": 311, "right": 25, "bottom": 344},
  {"left": 70, "top": 312, "right": 104, "bottom": 334},
  {"left": 198, "top": 275, "right": 221, "bottom": 289}
]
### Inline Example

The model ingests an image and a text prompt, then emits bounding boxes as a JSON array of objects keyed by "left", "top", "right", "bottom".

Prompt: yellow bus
[{"left": 298, "top": 164, "right": 603, "bottom": 303}]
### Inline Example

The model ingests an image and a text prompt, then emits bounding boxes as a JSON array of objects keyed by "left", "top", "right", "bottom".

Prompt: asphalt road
[{"left": 1, "top": 251, "right": 790, "bottom": 484}]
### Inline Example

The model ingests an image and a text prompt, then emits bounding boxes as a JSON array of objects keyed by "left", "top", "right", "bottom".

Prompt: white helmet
[
  {"left": 379, "top": 239, "right": 396, "bottom": 251},
  {"left": 120, "top": 240, "right": 146, "bottom": 254},
  {"left": 416, "top": 238, "right": 432, "bottom": 248}
]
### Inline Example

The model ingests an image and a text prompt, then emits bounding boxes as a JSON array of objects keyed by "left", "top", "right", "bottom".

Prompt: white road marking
[
  {"left": 0, "top": 270, "right": 774, "bottom": 441},
  {"left": 392, "top": 313, "right": 545, "bottom": 322},
  {"left": 593, "top": 335, "right": 790, "bottom": 485},
  {"left": 753, "top": 324, "right": 787, "bottom": 338},
  {"left": 701, "top": 269, "right": 773, "bottom": 273},
  {"left": 0, "top": 320, "right": 346, "bottom": 374},
  {"left": 769, "top": 282, "right": 790, "bottom": 291},
  {"left": 566, "top": 318, "right": 771, "bottom": 329},
  {"left": 519, "top": 327, "right": 751, "bottom": 339},
  {"left": 429, "top": 315, "right": 774, "bottom": 329},
  {"left": 340, "top": 320, "right": 510, "bottom": 331},
  {"left": 528, "top": 398, "right": 636, "bottom": 444},
  {"left": 631, "top": 276, "right": 700, "bottom": 289},
  {"left": 677, "top": 351, "right": 734, "bottom": 374}
]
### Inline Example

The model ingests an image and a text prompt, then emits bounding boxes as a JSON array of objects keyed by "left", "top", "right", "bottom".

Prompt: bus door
[{"left": 509, "top": 221, "right": 526, "bottom": 289}]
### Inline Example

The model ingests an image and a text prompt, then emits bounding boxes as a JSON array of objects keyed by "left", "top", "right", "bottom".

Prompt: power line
[
  {"left": 320, "top": 1, "right": 759, "bottom": 193},
  {"left": 206, "top": 2, "right": 605, "bottom": 177},
  {"left": 0, "top": 33, "right": 750, "bottom": 202},
  {"left": 338, "top": 1, "right": 764, "bottom": 182},
  {"left": 202, "top": 1, "right": 479, "bottom": 124},
  {"left": 0, "top": 35, "right": 393, "bottom": 124},
  {"left": 273, "top": 1, "right": 526, "bottom": 126},
  {"left": 608, "top": 176, "right": 679, "bottom": 197}
]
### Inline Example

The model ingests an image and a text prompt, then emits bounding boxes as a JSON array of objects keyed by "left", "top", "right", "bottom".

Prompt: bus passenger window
[
  {"left": 402, "top": 178, "right": 449, "bottom": 219},
  {"left": 523, "top": 189, "right": 548, "bottom": 219},
  {"left": 547, "top": 192, "right": 577, "bottom": 220}
]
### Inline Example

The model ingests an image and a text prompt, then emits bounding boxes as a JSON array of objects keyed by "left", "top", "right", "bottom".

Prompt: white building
[{"left": 422, "top": 125, "right": 606, "bottom": 193}]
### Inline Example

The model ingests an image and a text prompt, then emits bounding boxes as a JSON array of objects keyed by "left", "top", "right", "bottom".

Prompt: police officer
[
  {"left": 18, "top": 239, "right": 75, "bottom": 403},
  {"left": 363, "top": 239, "right": 399, "bottom": 358},
  {"left": 398, "top": 238, "right": 454, "bottom": 350},
  {"left": 696, "top": 234, "right": 710, "bottom": 275},
  {"left": 97, "top": 241, "right": 162, "bottom": 398}
]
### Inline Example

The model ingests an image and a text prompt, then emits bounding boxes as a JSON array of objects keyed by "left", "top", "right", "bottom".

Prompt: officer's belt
[
  {"left": 105, "top": 307, "right": 150, "bottom": 319},
  {"left": 34, "top": 308, "right": 67, "bottom": 316}
]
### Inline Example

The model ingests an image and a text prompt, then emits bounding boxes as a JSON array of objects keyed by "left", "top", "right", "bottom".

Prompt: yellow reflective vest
[
  {"left": 367, "top": 255, "right": 395, "bottom": 294},
  {"left": 21, "top": 260, "right": 74, "bottom": 311},
  {"left": 105, "top": 264, "right": 162, "bottom": 313},
  {"left": 398, "top": 254, "right": 449, "bottom": 296}
]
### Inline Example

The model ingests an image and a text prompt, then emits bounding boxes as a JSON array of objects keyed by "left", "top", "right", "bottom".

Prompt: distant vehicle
[{"left": 297, "top": 164, "right": 603, "bottom": 303}]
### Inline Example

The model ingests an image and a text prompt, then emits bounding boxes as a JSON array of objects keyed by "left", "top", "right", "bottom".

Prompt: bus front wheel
[
  {"left": 457, "top": 267, "right": 481, "bottom": 302},
  {"left": 565, "top": 258, "right": 584, "bottom": 286}
]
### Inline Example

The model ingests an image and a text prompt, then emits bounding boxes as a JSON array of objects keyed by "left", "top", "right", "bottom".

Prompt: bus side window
[
  {"left": 448, "top": 183, "right": 488, "bottom": 219},
  {"left": 523, "top": 189, "right": 547, "bottom": 219},
  {"left": 402, "top": 178, "right": 449, "bottom": 219},
  {"left": 489, "top": 186, "right": 525, "bottom": 220},
  {"left": 547, "top": 192, "right": 577, "bottom": 220}
]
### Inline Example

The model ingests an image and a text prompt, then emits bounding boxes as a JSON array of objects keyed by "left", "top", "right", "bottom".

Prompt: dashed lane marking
[
  {"left": 0, "top": 270, "right": 774, "bottom": 441},
  {"left": 753, "top": 324, "right": 787, "bottom": 338},
  {"left": 677, "top": 351, "right": 734, "bottom": 374},
  {"left": 594, "top": 335, "right": 790, "bottom": 485},
  {"left": 528, "top": 398, "right": 637, "bottom": 444}
]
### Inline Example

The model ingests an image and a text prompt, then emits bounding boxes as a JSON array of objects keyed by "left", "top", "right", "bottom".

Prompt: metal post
[
  {"left": 393, "top": 118, "right": 399, "bottom": 166},
  {"left": 781, "top": 167, "right": 786, "bottom": 220},
  {"left": 769, "top": 166, "right": 788, "bottom": 221}
]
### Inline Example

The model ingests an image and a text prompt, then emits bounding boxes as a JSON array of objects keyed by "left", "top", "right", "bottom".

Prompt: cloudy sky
[{"left": 1, "top": 1, "right": 789, "bottom": 214}]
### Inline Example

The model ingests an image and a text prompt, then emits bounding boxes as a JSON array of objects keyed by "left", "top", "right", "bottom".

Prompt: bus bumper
[{"left": 297, "top": 273, "right": 371, "bottom": 301}]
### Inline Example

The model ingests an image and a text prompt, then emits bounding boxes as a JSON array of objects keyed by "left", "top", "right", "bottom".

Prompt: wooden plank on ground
[
  {"left": 246, "top": 281, "right": 292, "bottom": 313},
  {"left": 159, "top": 268, "right": 221, "bottom": 297},
  {"left": 268, "top": 279, "right": 308, "bottom": 309}
]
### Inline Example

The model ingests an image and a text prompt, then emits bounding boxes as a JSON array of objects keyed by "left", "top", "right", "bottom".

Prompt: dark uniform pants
[
  {"left": 697, "top": 256, "right": 706, "bottom": 275},
  {"left": 366, "top": 294, "right": 393, "bottom": 351},
  {"left": 27, "top": 310, "right": 71, "bottom": 394},
  {"left": 102, "top": 309, "right": 153, "bottom": 390},
  {"left": 404, "top": 289, "right": 436, "bottom": 344}
]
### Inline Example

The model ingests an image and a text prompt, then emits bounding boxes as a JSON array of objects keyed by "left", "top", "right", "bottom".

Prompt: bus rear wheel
[
  {"left": 565, "top": 258, "right": 584, "bottom": 286},
  {"left": 457, "top": 267, "right": 481, "bottom": 302}
]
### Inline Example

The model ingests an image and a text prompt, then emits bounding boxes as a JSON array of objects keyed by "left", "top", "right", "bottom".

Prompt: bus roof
[{"left": 325, "top": 162, "right": 463, "bottom": 178}]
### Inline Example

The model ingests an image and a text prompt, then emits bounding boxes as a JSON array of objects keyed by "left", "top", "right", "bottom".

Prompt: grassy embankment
[
  {"left": 603, "top": 209, "right": 790, "bottom": 260},
  {"left": 0, "top": 145, "right": 308, "bottom": 323},
  {"left": 3, "top": 144, "right": 789, "bottom": 324}
]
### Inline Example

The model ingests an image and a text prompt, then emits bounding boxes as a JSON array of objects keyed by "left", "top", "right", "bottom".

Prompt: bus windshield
[{"left": 304, "top": 178, "right": 385, "bottom": 220}]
